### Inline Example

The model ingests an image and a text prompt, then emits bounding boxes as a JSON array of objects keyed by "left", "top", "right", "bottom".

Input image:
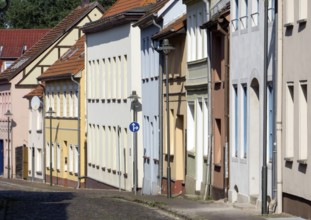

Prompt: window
[
  {"left": 102, "top": 59, "right": 106, "bottom": 99},
  {"left": 285, "top": 0, "right": 294, "bottom": 26},
  {"left": 29, "top": 109, "right": 32, "bottom": 131},
  {"left": 57, "top": 144, "right": 61, "bottom": 170},
  {"left": 69, "top": 91, "right": 73, "bottom": 117},
  {"left": 231, "top": 0, "right": 239, "bottom": 31},
  {"left": 285, "top": 83, "right": 294, "bottom": 158},
  {"left": 299, "top": 81, "right": 307, "bottom": 161},
  {"left": 36, "top": 148, "right": 42, "bottom": 173},
  {"left": 87, "top": 61, "right": 92, "bottom": 99},
  {"left": 298, "top": 0, "right": 307, "bottom": 22},
  {"left": 69, "top": 145, "right": 73, "bottom": 172},
  {"left": 233, "top": 85, "right": 238, "bottom": 157},
  {"left": 56, "top": 92, "right": 60, "bottom": 117},
  {"left": 117, "top": 56, "right": 121, "bottom": 99},
  {"left": 242, "top": 84, "right": 248, "bottom": 158},
  {"left": 187, "top": 4, "right": 208, "bottom": 61},
  {"left": 240, "top": 0, "right": 248, "bottom": 29},
  {"left": 63, "top": 91, "right": 67, "bottom": 117},
  {"left": 203, "top": 99, "right": 208, "bottom": 156},
  {"left": 123, "top": 55, "right": 128, "bottom": 99},
  {"left": 112, "top": 57, "right": 116, "bottom": 98},
  {"left": 187, "top": 102, "right": 195, "bottom": 151},
  {"left": 37, "top": 109, "right": 42, "bottom": 131},
  {"left": 51, "top": 143, "right": 55, "bottom": 169},
  {"left": 74, "top": 145, "right": 79, "bottom": 174},
  {"left": 107, "top": 58, "right": 111, "bottom": 99},
  {"left": 46, "top": 143, "right": 50, "bottom": 168},
  {"left": 251, "top": 0, "right": 259, "bottom": 26},
  {"left": 74, "top": 90, "right": 78, "bottom": 117},
  {"left": 267, "top": 84, "right": 274, "bottom": 163},
  {"left": 196, "top": 101, "right": 203, "bottom": 157}
]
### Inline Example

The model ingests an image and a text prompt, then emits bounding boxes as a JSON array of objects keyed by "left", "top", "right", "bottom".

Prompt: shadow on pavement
[{"left": 0, "top": 190, "right": 74, "bottom": 220}]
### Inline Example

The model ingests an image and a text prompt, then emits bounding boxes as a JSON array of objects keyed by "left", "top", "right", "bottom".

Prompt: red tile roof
[
  {"left": 103, "top": 0, "right": 156, "bottom": 17},
  {"left": 133, "top": 0, "right": 170, "bottom": 27},
  {"left": 37, "top": 36, "right": 85, "bottom": 81},
  {"left": 0, "top": 2, "right": 104, "bottom": 82},
  {"left": 23, "top": 84, "right": 45, "bottom": 99},
  {"left": 152, "top": 14, "right": 186, "bottom": 40},
  {"left": 0, "top": 29, "right": 50, "bottom": 59}
]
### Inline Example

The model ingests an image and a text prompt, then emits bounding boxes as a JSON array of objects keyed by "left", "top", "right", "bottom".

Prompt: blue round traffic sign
[{"left": 129, "top": 122, "right": 140, "bottom": 132}]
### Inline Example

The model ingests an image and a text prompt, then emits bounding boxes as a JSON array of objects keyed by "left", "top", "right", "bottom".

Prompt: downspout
[
  {"left": 152, "top": 17, "right": 163, "bottom": 193},
  {"left": 42, "top": 89, "right": 46, "bottom": 183},
  {"left": 274, "top": 0, "right": 283, "bottom": 214},
  {"left": 203, "top": 27, "right": 213, "bottom": 200},
  {"left": 71, "top": 74, "right": 81, "bottom": 189}
]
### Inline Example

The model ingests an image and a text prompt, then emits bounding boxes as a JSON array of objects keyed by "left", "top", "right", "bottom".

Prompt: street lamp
[
  {"left": 4, "top": 110, "right": 12, "bottom": 179},
  {"left": 128, "top": 90, "right": 141, "bottom": 195},
  {"left": 158, "top": 39, "right": 175, "bottom": 198},
  {"left": 46, "top": 107, "right": 55, "bottom": 186}
]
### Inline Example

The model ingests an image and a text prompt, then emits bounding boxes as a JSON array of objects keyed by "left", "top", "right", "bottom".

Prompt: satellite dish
[{"left": 31, "top": 96, "right": 41, "bottom": 110}]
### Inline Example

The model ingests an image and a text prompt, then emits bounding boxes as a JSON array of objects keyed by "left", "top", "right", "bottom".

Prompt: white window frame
[
  {"left": 285, "top": 83, "right": 294, "bottom": 159},
  {"left": 298, "top": 0, "right": 307, "bottom": 23},
  {"left": 298, "top": 81, "right": 308, "bottom": 161},
  {"left": 187, "top": 101, "right": 195, "bottom": 152},
  {"left": 285, "top": 0, "right": 294, "bottom": 26}
]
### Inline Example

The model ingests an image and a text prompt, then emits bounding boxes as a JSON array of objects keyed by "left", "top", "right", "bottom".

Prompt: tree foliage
[{"left": 0, "top": 0, "right": 116, "bottom": 28}]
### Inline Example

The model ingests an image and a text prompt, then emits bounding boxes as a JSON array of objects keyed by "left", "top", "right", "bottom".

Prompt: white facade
[
  {"left": 86, "top": 23, "right": 143, "bottom": 191},
  {"left": 27, "top": 99, "right": 44, "bottom": 181},
  {"left": 229, "top": 0, "right": 275, "bottom": 205}
]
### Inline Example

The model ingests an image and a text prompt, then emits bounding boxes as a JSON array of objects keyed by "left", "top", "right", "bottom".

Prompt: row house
[
  {"left": 229, "top": 0, "right": 276, "bottom": 208},
  {"left": 183, "top": 0, "right": 210, "bottom": 197},
  {"left": 0, "top": 29, "right": 49, "bottom": 177},
  {"left": 202, "top": 0, "right": 230, "bottom": 200},
  {"left": 134, "top": 0, "right": 187, "bottom": 195},
  {"left": 37, "top": 36, "right": 86, "bottom": 187},
  {"left": 82, "top": 0, "right": 156, "bottom": 190},
  {"left": 0, "top": 2, "right": 104, "bottom": 180},
  {"left": 282, "top": 0, "right": 311, "bottom": 218},
  {"left": 0, "top": 29, "right": 49, "bottom": 73}
]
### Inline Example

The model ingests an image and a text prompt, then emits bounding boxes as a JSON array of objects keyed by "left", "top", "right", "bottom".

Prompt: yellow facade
[{"left": 44, "top": 75, "right": 86, "bottom": 187}]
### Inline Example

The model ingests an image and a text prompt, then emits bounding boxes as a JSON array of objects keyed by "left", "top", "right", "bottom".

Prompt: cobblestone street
[{"left": 0, "top": 180, "right": 179, "bottom": 220}]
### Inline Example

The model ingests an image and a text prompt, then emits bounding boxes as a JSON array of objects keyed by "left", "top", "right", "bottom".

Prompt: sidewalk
[{"left": 0, "top": 177, "right": 304, "bottom": 220}]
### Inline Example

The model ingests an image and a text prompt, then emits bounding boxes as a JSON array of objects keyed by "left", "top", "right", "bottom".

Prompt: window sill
[
  {"left": 297, "top": 159, "right": 307, "bottom": 165},
  {"left": 284, "top": 22, "right": 294, "bottom": 27},
  {"left": 284, "top": 157, "right": 294, "bottom": 162},
  {"left": 297, "top": 18, "right": 307, "bottom": 24}
]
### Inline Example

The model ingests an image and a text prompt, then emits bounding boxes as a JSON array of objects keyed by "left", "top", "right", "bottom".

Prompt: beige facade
[
  {"left": 282, "top": 0, "right": 311, "bottom": 218},
  {"left": 161, "top": 34, "right": 187, "bottom": 195}
]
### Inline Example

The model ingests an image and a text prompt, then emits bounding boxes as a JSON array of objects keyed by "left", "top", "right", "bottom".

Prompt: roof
[
  {"left": 37, "top": 36, "right": 85, "bottom": 82},
  {"left": 0, "top": 2, "right": 104, "bottom": 82},
  {"left": 82, "top": 0, "right": 156, "bottom": 33},
  {"left": 23, "top": 84, "right": 45, "bottom": 99},
  {"left": 103, "top": 0, "right": 155, "bottom": 17},
  {"left": 0, "top": 29, "right": 50, "bottom": 59},
  {"left": 152, "top": 14, "right": 186, "bottom": 40},
  {"left": 133, "top": 0, "right": 170, "bottom": 27}
]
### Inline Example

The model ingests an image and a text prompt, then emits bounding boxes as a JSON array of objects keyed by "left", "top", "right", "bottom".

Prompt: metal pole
[
  {"left": 7, "top": 117, "right": 10, "bottom": 179},
  {"left": 133, "top": 108, "right": 138, "bottom": 195},
  {"left": 262, "top": 0, "right": 269, "bottom": 214},
  {"left": 50, "top": 114, "right": 52, "bottom": 186},
  {"left": 165, "top": 51, "right": 171, "bottom": 198}
]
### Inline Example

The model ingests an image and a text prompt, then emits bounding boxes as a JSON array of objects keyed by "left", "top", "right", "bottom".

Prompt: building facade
[
  {"left": 282, "top": 0, "right": 311, "bottom": 218},
  {"left": 38, "top": 37, "right": 86, "bottom": 187},
  {"left": 82, "top": 0, "right": 156, "bottom": 190},
  {"left": 0, "top": 2, "right": 104, "bottom": 179},
  {"left": 183, "top": 0, "right": 210, "bottom": 197},
  {"left": 229, "top": 0, "right": 276, "bottom": 207}
]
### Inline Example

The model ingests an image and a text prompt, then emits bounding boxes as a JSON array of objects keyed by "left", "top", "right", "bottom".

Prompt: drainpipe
[
  {"left": 203, "top": 27, "right": 213, "bottom": 200},
  {"left": 274, "top": 0, "right": 283, "bottom": 214},
  {"left": 262, "top": 0, "right": 269, "bottom": 214},
  {"left": 42, "top": 89, "right": 46, "bottom": 183},
  {"left": 151, "top": 17, "right": 163, "bottom": 193},
  {"left": 71, "top": 74, "right": 81, "bottom": 189}
]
